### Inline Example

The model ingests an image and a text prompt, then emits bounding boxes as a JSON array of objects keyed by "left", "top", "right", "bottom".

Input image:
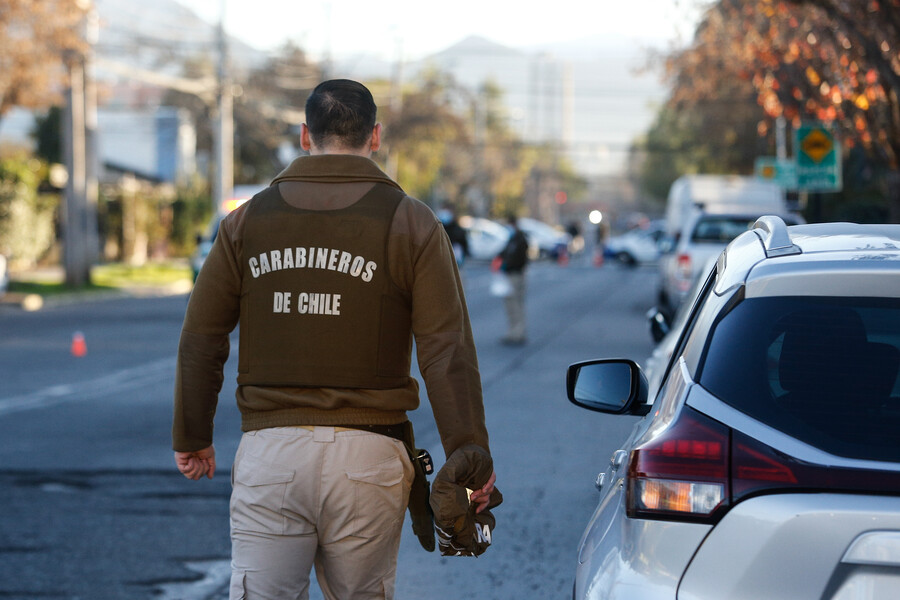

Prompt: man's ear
[
  {"left": 300, "top": 123, "right": 312, "bottom": 151},
  {"left": 369, "top": 123, "right": 383, "bottom": 153}
]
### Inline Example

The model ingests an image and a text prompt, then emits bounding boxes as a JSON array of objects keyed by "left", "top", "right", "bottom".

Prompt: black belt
[{"left": 335, "top": 422, "right": 409, "bottom": 444}]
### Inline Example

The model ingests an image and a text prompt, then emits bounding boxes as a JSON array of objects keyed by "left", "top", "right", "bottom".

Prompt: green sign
[
  {"left": 795, "top": 123, "right": 842, "bottom": 192},
  {"left": 755, "top": 157, "right": 798, "bottom": 189}
]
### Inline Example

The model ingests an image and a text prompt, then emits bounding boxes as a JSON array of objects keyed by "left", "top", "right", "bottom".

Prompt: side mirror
[
  {"left": 566, "top": 359, "right": 650, "bottom": 416},
  {"left": 646, "top": 307, "right": 670, "bottom": 343}
]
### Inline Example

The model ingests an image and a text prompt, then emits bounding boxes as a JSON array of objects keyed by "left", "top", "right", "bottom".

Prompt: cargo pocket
[
  {"left": 347, "top": 455, "right": 406, "bottom": 538},
  {"left": 229, "top": 571, "right": 246, "bottom": 600},
  {"left": 230, "top": 453, "right": 294, "bottom": 535}
]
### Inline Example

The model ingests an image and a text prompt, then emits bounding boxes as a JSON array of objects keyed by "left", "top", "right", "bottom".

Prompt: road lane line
[{"left": 0, "top": 357, "right": 175, "bottom": 416}]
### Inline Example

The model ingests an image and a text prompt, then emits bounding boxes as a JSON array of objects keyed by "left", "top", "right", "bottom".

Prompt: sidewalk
[{"left": 0, "top": 265, "right": 193, "bottom": 311}]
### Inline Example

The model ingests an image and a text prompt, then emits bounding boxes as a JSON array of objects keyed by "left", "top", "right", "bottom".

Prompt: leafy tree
[
  {"left": 0, "top": 0, "right": 88, "bottom": 127},
  {"left": 657, "top": 0, "right": 900, "bottom": 219},
  {"left": 237, "top": 41, "right": 320, "bottom": 182},
  {"left": 377, "top": 69, "right": 471, "bottom": 206},
  {"left": 0, "top": 154, "right": 58, "bottom": 268}
]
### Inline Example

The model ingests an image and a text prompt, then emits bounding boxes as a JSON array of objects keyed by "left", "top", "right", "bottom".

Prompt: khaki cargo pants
[{"left": 229, "top": 426, "right": 414, "bottom": 600}]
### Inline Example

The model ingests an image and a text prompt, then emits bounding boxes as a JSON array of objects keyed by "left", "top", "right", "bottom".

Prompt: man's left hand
[{"left": 469, "top": 470, "right": 496, "bottom": 514}]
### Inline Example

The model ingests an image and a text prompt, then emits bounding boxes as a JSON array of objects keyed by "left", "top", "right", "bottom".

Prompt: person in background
[
  {"left": 438, "top": 203, "right": 469, "bottom": 267},
  {"left": 172, "top": 79, "right": 499, "bottom": 600},
  {"left": 497, "top": 214, "right": 529, "bottom": 345}
]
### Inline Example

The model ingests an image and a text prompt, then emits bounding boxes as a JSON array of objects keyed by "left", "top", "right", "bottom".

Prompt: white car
[
  {"left": 517, "top": 217, "right": 572, "bottom": 260},
  {"left": 658, "top": 208, "right": 803, "bottom": 318},
  {"left": 459, "top": 216, "right": 509, "bottom": 261},
  {"left": 604, "top": 220, "right": 665, "bottom": 266},
  {"left": 567, "top": 217, "right": 900, "bottom": 600}
]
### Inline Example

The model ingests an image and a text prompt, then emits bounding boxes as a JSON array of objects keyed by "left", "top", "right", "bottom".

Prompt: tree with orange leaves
[
  {"left": 662, "top": 0, "right": 900, "bottom": 220},
  {"left": 0, "top": 0, "right": 89, "bottom": 128}
]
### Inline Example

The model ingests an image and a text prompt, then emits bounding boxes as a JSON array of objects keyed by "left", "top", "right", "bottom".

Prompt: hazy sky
[{"left": 178, "top": 0, "right": 702, "bottom": 61}]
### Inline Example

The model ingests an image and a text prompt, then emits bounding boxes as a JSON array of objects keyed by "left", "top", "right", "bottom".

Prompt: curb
[{"left": 0, "top": 280, "right": 193, "bottom": 311}]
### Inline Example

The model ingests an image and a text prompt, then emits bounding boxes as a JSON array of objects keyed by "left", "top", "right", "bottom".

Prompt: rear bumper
[{"left": 678, "top": 493, "right": 900, "bottom": 600}]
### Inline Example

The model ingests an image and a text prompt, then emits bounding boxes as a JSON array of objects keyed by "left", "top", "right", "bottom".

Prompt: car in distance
[
  {"left": 604, "top": 220, "right": 665, "bottom": 266},
  {"left": 191, "top": 184, "right": 265, "bottom": 280},
  {"left": 657, "top": 208, "right": 803, "bottom": 318},
  {"left": 566, "top": 217, "right": 900, "bottom": 600},
  {"left": 459, "top": 216, "right": 510, "bottom": 262},
  {"left": 0, "top": 253, "right": 8, "bottom": 297},
  {"left": 517, "top": 217, "right": 573, "bottom": 260}
]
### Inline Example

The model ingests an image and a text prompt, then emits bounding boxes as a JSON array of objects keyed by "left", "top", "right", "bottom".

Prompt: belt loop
[{"left": 313, "top": 426, "right": 335, "bottom": 443}]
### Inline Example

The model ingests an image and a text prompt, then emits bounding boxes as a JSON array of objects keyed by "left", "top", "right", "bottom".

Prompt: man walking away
[{"left": 173, "top": 79, "right": 499, "bottom": 600}]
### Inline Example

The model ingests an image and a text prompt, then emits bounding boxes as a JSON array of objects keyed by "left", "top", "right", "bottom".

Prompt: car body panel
[{"left": 678, "top": 494, "right": 900, "bottom": 600}]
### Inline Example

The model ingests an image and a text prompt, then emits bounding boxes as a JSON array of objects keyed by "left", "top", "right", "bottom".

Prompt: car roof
[{"left": 716, "top": 218, "right": 900, "bottom": 300}]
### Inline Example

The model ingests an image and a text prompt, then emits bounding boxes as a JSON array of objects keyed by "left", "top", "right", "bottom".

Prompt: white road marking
[{"left": 0, "top": 357, "right": 175, "bottom": 416}]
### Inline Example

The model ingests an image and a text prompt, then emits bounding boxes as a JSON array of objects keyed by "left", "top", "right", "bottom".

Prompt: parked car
[
  {"left": 566, "top": 217, "right": 900, "bottom": 600},
  {"left": 191, "top": 184, "right": 265, "bottom": 280},
  {"left": 517, "top": 217, "right": 572, "bottom": 260},
  {"left": 459, "top": 216, "right": 510, "bottom": 261},
  {"left": 0, "top": 253, "right": 8, "bottom": 297},
  {"left": 644, "top": 255, "right": 718, "bottom": 398},
  {"left": 657, "top": 208, "right": 803, "bottom": 318},
  {"left": 604, "top": 220, "right": 665, "bottom": 266}
]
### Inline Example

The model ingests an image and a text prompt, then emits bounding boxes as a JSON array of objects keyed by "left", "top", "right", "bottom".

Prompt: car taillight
[
  {"left": 628, "top": 408, "right": 900, "bottom": 524},
  {"left": 675, "top": 253, "right": 692, "bottom": 291},
  {"left": 627, "top": 407, "right": 730, "bottom": 521}
]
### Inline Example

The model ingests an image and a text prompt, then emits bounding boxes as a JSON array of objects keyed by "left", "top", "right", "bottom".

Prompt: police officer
[{"left": 173, "top": 79, "right": 498, "bottom": 599}]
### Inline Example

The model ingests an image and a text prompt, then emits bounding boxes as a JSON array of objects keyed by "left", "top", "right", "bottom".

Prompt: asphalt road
[{"left": 0, "top": 255, "right": 658, "bottom": 599}]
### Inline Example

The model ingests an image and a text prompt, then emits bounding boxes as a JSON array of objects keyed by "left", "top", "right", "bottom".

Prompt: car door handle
[{"left": 610, "top": 449, "right": 628, "bottom": 470}]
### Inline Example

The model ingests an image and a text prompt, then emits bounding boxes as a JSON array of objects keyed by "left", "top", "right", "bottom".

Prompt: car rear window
[
  {"left": 699, "top": 297, "right": 900, "bottom": 462},
  {"left": 690, "top": 217, "right": 758, "bottom": 243}
]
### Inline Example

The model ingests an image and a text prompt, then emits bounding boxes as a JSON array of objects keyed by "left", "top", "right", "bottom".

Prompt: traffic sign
[
  {"left": 755, "top": 156, "right": 798, "bottom": 189},
  {"left": 795, "top": 123, "right": 842, "bottom": 192}
]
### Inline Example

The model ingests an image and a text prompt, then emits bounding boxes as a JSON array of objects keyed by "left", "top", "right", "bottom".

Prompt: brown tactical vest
[{"left": 236, "top": 184, "right": 412, "bottom": 389}]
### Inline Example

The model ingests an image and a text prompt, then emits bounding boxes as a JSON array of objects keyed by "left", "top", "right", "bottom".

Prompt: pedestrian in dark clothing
[
  {"left": 438, "top": 203, "right": 469, "bottom": 266},
  {"left": 497, "top": 214, "right": 529, "bottom": 345}
]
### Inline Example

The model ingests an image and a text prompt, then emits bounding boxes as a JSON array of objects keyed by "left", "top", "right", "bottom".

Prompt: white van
[{"left": 664, "top": 175, "right": 786, "bottom": 236}]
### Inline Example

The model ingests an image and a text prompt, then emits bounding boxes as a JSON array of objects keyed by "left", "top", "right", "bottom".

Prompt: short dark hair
[{"left": 305, "top": 79, "right": 377, "bottom": 149}]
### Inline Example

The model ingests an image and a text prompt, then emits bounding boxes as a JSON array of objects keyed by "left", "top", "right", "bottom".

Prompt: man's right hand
[{"left": 175, "top": 445, "right": 216, "bottom": 480}]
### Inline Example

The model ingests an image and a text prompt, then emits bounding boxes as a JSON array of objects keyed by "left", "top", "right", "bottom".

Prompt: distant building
[
  {"left": 0, "top": 106, "right": 198, "bottom": 185},
  {"left": 98, "top": 107, "right": 197, "bottom": 184}
]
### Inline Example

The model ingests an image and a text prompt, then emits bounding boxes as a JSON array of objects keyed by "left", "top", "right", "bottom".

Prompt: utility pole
[
  {"left": 212, "top": 0, "right": 234, "bottom": 213},
  {"left": 62, "top": 0, "right": 99, "bottom": 287},
  {"left": 63, "top": 52, "right": 89, "bottom": 287}
]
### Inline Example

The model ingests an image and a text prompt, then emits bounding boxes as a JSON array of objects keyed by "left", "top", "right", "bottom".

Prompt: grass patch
[
  {"left": 91, "top": 261, "right": 192, "bottom": 288},
  {"left": 8, "top": 261, "right": 191, "bottom": 296}
]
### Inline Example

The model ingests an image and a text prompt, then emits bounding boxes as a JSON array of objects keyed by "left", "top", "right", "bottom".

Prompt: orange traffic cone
[{"left": 71, "top": 332, "right": 87, "bottom": 357}]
